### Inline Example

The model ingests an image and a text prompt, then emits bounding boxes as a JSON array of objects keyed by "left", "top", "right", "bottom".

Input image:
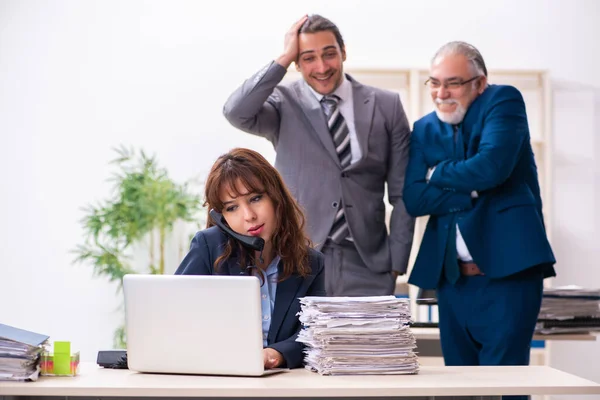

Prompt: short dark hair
[{"left": 299, "top": 14, "right": 345, "bottom": 51}]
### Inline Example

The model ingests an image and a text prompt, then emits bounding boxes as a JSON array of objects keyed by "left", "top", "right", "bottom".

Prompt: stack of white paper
[
  {"left": 0, "top": 324, "right": 48, "bottom": 381},
  {"left": 296, "top": 296, "right": 419, "bottom": 375},
  {"left": 536, "top": 286, "right": 600, "bottom": 334}
]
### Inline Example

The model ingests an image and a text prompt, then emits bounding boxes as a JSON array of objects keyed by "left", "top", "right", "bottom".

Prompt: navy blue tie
[{"left": 443, "top": 125, "right": 462, "bottom": 284}]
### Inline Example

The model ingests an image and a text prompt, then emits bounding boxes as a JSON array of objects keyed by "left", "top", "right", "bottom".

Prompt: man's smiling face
[{"left": 296, "top": 30, "right": 346, "bottom": 95}]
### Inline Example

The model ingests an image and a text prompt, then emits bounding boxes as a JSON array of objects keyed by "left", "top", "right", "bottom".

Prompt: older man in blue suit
[{"left": 404, "top": 42, "right": 556, "bottom": 383}]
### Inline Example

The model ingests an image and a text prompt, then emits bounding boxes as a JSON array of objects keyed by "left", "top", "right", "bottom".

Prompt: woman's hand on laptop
[{"left": 263, "top": 348, "right": 284, "bottom": 369}]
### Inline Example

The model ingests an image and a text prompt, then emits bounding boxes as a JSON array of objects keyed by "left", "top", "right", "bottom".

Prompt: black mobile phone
[{"left": 208, "top": 209, "right": 265, "bottom": 252}]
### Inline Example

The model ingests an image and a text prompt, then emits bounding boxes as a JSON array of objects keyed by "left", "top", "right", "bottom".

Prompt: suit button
[
  {"left": 341, "top": 172, "right": 348, "bottom": 178},
  {"left": 332, "top": 201, "right": 339, "bottom": 208}
]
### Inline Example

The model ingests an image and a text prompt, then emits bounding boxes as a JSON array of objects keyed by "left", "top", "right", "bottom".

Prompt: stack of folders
[
  {"left": 536, "top": 286, "right": 600, "bottom": 334},
  {"left": 0, "top": 324, "right": 49, "bottom": 381},
  {"left": 296, "top": 296, "right": 419, "bottom": 375}
]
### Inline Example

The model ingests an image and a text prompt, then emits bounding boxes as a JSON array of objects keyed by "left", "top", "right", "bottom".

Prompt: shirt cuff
[{"left": 426, "top": 166, "right": 436, "bottom": 182}]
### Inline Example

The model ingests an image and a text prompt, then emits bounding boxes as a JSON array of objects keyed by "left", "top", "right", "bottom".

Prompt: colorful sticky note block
[{"left": 53, "top": 341, "right": 71, "bottom": 375}]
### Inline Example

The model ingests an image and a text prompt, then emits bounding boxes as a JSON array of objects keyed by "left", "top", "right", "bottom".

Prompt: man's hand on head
[{"left": 276, "top": 15, "right": 308, "bottom": 68}]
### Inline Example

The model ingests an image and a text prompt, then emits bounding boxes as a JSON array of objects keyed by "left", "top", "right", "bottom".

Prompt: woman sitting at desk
[{"left": 175, "top": 148, "right": 326, "bottom": 369}]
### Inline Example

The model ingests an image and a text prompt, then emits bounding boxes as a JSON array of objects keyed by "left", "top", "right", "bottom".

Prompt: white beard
[{"left": 434, "top": 98, "right": 467, "bottom": 125}]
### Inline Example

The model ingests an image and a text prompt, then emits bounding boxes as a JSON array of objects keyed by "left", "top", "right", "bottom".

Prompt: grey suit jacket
[{"left": 223, "top": 61, "right": 414, "bottom": 274}]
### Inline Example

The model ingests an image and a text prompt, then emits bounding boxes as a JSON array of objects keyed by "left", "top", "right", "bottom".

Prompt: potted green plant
[{"left": 73, "top": 146, "right": 204, "bottom": 347}]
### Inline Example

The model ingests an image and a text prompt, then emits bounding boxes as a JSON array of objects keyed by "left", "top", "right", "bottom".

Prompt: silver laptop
[{"left": 123, "top": 274, "right": 285, "bottom": 376}]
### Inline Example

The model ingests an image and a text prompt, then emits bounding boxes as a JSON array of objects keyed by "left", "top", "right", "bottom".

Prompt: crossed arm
[
  {"left": 428, "top": 87, "right": 529, "bottom": 193},
  {"left": 403, "top": 86, "right": 529, "bottom": 217},
  {"left": 402, "top": 132, "right": 474, "bottom": 217}
]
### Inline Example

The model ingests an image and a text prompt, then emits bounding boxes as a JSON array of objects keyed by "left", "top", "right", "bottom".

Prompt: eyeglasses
[{"left": 425, "top": 76, "right": 480, "bottom": 90}]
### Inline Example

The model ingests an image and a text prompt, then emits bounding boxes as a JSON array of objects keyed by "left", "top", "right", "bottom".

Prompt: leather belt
[{"left": 458, "top": 261, "right": 485, "bottom": 276}]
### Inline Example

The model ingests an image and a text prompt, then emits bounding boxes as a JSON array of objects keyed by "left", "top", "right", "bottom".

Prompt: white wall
[
  {"left": 0, "top": 0, "right": 599, "bottom": 389},
  {"left": 549, "top": 84, "right": 600, "bottom": 400}
]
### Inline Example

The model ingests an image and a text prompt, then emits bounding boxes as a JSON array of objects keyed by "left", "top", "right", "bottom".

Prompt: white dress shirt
[
  {"left": 306, "top": 76, "right": 362, "bottom": 164},
  {"left": 426, "top": 167, "right": 476, "bottom": 262},
  {"left": 455, "top": 226, "right": 473, "bottom": 262}
]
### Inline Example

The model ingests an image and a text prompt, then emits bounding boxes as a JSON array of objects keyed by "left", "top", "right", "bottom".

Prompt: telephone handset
[{"left": 209, "top": 209, "right": 265, "bottom": 252}]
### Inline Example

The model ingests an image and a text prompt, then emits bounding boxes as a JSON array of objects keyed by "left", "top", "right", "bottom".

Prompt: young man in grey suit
[{"left": 223, "top": 15, "right": 414, "bottom": 296}]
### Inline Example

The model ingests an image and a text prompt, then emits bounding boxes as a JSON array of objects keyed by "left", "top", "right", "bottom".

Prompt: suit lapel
[
  {"left": 461, "top": 88, "right": 488, "bottom": 158},
  {"left": 294, "top": 81, "right": 340, "bottom": 166},
  {"left": 349, "top": 76, "right": 375, "bottom": 169},
  {"left": 268, "top": 262, "right": 303, "bottom": 343},
  {"left": 220, "top": 257, "right": 245, "bottom": 276}
]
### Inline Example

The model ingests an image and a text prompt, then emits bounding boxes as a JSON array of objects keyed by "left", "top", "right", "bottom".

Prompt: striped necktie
[{"left": 321, "top": 95, "right": 351, "bottom": 243}]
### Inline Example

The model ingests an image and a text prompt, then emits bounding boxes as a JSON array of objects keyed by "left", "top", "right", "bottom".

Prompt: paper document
[{"left": 296, "top": 296, "right": 419, "bottom": 375}]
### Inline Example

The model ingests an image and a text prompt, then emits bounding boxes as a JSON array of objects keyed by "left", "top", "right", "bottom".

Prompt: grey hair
[{"left": 432, "top": 41, "right": 488, "bottom": 77}]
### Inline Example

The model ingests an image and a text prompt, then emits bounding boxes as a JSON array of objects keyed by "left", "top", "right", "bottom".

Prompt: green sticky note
[{"left": 53, "top": 341, "right": 71, "bottom": 375}]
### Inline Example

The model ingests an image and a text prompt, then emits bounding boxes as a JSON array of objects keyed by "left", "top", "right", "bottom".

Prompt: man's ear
[
  {"left": 477, "top": 76, "right": 488, "bottom": 94},
  {"left": 341, "top": 47, "right": 347, "bottom": 62},
  {"left": 295, "top": 61, "right": 300, "bottom": 72}
]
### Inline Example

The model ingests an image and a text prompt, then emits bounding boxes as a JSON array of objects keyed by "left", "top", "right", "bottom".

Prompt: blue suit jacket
[
  {"left": 174, "top": 226, "right": 326, "bottom": 368},
  {"left": 404, "top": 84, "right": 556, "bottom": 289}
]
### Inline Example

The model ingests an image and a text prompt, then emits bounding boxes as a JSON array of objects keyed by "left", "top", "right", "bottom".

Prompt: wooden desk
[{"left": 0, "top": 362, "right": 599, "bottom": 399}]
